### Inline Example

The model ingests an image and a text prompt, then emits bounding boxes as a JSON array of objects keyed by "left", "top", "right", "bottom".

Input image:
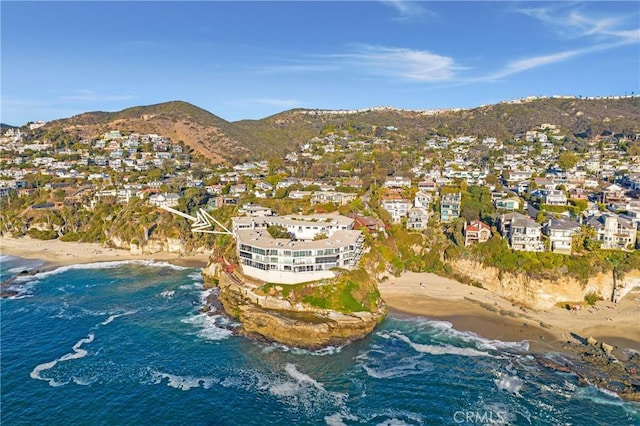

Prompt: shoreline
[
  {"left": 3, "top": 236, "right": 638, "bottom": 354},
  {"left": 378, "top": 271, "right": 640, "bottom": 355},
  {"left": 0, "top": 236, "right": 210, "bottom": 271}
]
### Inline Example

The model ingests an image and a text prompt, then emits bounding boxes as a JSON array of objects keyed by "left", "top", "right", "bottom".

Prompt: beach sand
[
  {"left": 0, "top": 236, "right": 211, "bottom": 270},
  {"left": 380, "top": 271, "right": 640, "bottom": 353}
]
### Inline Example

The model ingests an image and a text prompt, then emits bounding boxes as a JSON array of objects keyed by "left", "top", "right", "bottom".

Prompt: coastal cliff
[
  {"left": 204, "top": 263, "right": 387, "bottom": 349},
  {"left": 450, "top": 259, "right": 640, "bottom": 310}
]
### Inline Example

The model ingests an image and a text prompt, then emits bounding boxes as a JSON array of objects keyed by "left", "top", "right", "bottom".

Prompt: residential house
[
  {"left": 440, "top": 192, "right": 461, "bottom": 223},
  {"left": 382, "top": 196, "right": 411, "bottom": 223},
  {"left": 414, "top": 191, "right": 432, "bottom": 209},
  {"left": 601, "top": 184, "right": 627, "bottom": 204},
  {"left": 500, "top": 212, "right": 544, "bottom": 252},
  {"left": 149, "top": 192, "right": 180, "bottom": 208},
  {"left": 544, "top": 190, "right": 568, "bottom": 206},
  {"left": 418, "top": 180, "right": 439, "bottom": 193},
  {"left": 351, "top": 214, "right": 386, "bottom": 235},
  {"left": 239, "top": 204, "right": 273, "bottom": 217},
  {"left": 384, "top": 176, "right": 412, "bottom": 188},
  {"left": 311, "top": 191, "right": 357, "bottom": 206},
  {"left": 586, "top": 214, "right": 637, "bottom": 250},
  {"left": 229, "top": 184, "right": 247, "bottom": 196},
  {"left": 495, "top": 196, "right": 521, "bottom": 211},
  {"left": 288, "top": 190, "right": 312, "bottom": 200},
  {"left": 568, "top": 188, "right": 588, "bottom": 200},
  {"left": 406, "top": 207, "right": 429, "bottom": 231},
  {"left": 543, "top": 217, "right": 581, "bottom": 254},
  {"left": 464, "top": 220, "right": 492, "bottom": 245}
]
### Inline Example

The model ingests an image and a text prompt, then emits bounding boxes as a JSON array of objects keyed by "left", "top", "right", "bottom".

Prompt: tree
[
  {"left": 53, "top": 189, "right": 66, "bottom": 202},
  {"left": 557, "top": 151, "right": 578, "bottom": 170}
]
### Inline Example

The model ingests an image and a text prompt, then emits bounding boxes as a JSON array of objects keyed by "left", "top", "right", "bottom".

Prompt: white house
[{"left": 149, "top": 192, "right": 180, "bottom": 208}]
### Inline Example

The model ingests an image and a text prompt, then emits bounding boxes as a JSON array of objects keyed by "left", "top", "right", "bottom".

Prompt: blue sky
[{"left": 2, "top": 1, "right": 639, "bottom": 125}]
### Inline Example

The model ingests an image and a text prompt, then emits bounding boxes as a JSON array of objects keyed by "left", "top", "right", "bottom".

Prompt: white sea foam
[
  {"left": 27, "top": 260, "right": 189, "bottom": 281},
  {"left": 363, "top": 408, "right": 424, "bottom": 425},
  {"left": 361, "top": 355, "right": 433, "bottom": 379},
  {"left": 198, "top": 288, "right": 215, "bottom": 304},
  {"left": 269, "top": 364, "right": 326, "bottom": 397},
  {"left": 30, "top": 333, "right": 95, "bottom": 387},
  {"left": 411, "top": 318, "right": 530, "bottom": 353},
  {"left": 181, "top": 313, "right": 233, "bottom": 341},
  {"left": 6, "top": 294, "right": 34, "bottom": 300},
  {"left": 261, "top": 342, "right": 344, "bottom": 356},
  {"left": 187, "top": 271, "right": 204, "bottom": 281},
  {"left": 325, "top": 412, "right": 359, "bottom": 426},
  {"left": 494, "top": 375, "right": 523, "bottom": 395},
  {"left": 152, "top": 371, "right": 217, "bottom": 391},
  {"left": 266, "top": 363, "right": 348, "bottom": 416},
  {"left": 159, "top": 290, "right": 175, "bottom": 299},
  {"left": 381, "top": 331, "right": 496, "bottom": 357},
  {"left": 285, "top": 363, "right": 325, "bottom": 390},
  {"left": 376, "top": 419, "right": 410, "bottom": 426},
  {"left": 101, "top": 311, "right": 135, "bottom": 326}
]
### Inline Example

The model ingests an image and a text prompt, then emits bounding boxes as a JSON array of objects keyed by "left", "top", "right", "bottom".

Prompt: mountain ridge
[{"left": 38, "top": 97, "right": 640, "bottom": 163}]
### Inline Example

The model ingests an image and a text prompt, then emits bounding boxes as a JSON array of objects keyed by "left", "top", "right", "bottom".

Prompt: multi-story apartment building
[
  {"left": 440, "top": 192, "right": 461, "bottom": 223},
  {"left": 231, "top": 214, "right": 364, "bottom": 284}
]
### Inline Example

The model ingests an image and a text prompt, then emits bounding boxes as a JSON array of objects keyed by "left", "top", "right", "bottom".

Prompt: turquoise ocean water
[{"left": 1, "top": 255, "right": 639, "bottom": 425}]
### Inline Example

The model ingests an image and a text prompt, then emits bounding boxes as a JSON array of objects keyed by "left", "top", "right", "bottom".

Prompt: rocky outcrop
[
  {"left": 215, "top": 268, "right": 386, "bottom": 349},
  {"left": 451, "top": 259, "right": 640, "bottom": 310},
  {"left": 536, "top": 338, "right": 640, "bottom": 402},
  {"left": 237, "top": 305, "right": 384, "bottom": 350}
]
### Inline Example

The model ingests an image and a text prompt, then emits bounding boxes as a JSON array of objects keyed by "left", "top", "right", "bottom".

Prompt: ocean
[{"left": 1, "top": 255, "right": 638, "bottom": 425}]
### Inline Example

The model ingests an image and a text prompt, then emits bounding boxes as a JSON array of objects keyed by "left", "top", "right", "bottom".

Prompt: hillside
[
  {"left": 40, "top": 97, "right": 640, "bottom": 163},
  {"left": 44, "top": 101, "right": 245, "bottom": 163}
]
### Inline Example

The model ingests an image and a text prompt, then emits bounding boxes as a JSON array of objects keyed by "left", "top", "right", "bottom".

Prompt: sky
[{"left": 2, "top": 1, "right": 639, "bottom": 125}]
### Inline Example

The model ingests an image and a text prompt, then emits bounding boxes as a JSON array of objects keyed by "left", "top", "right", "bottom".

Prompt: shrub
[
  {"left": 584, "top": 291, "right": 602, "bottom": 306},
  {"left": 27, "top": 228, "right": 57, "bottom": 240}
]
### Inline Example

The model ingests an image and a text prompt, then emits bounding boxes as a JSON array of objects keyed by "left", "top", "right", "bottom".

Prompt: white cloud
[
  {"left": 337, "top": 45, "right": 460, "bottom": 82},
  {"left": 477, "top": 5, "right": 639, "bottom": 81},
  {"left": 380, "top": 0, "right": 434, "bottom": 21},
  {"left": 517, "top": 4, "right": 639, "bottom": 43}
]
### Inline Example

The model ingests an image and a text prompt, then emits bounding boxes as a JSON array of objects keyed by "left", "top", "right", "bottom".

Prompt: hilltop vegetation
[{"left": 36, "top": 97, "right": 640, "bottom": 163}]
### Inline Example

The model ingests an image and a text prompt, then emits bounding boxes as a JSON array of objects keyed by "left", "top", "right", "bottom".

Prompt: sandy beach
[
  {"left": 379, "top": 271, "right": 640, "bottom": 353},
  {"left": 0, "top": 236, "right": 211, "bottom": 270}
]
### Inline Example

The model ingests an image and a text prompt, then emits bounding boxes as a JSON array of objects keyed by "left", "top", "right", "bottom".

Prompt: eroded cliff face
[
  {"left": 451, "top": 259, "right": 640, "bottom": 310},
  {"left": 108, "top": 235, "right": 209, "bottom": 255},
  {"left": 214, "top": 269, "right": 387, "bottom": 349}
]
